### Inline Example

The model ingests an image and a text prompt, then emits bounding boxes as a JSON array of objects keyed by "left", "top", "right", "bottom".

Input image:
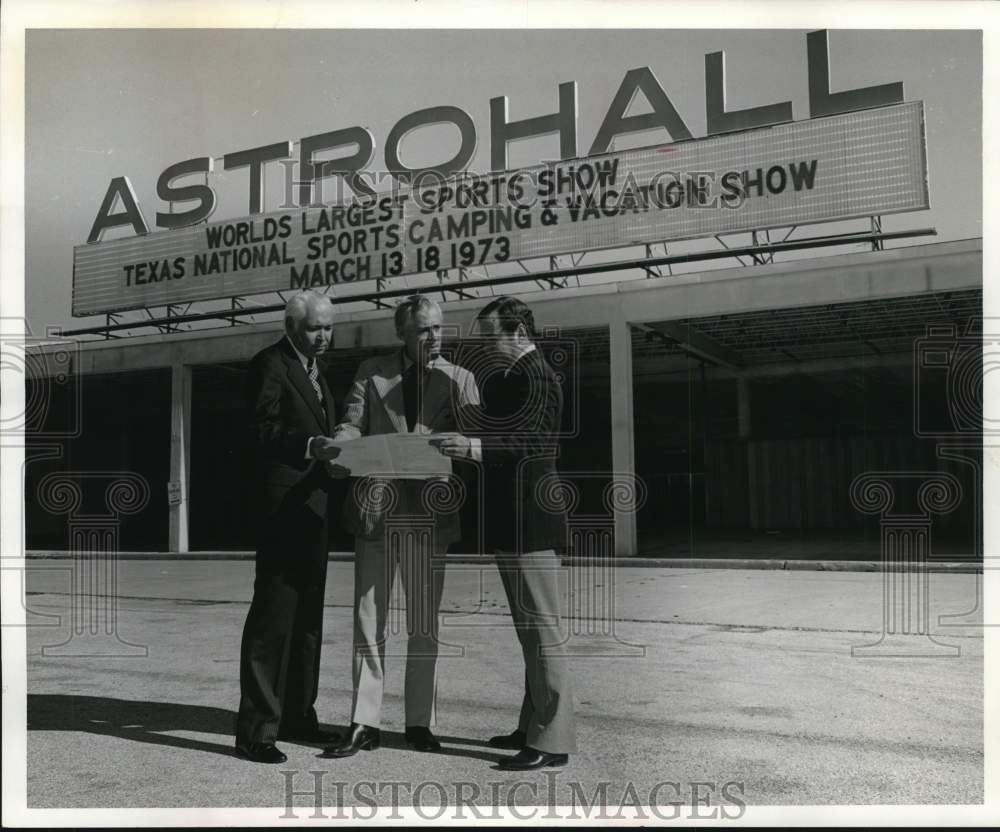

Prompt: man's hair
[
  {"left": 394, "top": 294, "right": 441, "bottom": 334},
  {"left": 477, "top": 295, "right": 536, "bottom": 339},
  {"left": 284, "top": 290, "right": 334, "bottom": 331}
]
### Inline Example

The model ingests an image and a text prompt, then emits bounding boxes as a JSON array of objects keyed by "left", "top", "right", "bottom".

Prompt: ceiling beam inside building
[{"left": 638, "top": 321, "right": 744, "bottom": 370}]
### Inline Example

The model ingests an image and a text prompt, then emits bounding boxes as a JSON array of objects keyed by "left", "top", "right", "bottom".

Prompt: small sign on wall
[{"left": 167, "top": 481, "right": 183, "bottom": 506}]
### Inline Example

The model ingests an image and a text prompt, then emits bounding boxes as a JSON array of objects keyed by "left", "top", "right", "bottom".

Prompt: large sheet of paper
[{"left": 331, "top": 433, "right": 453, "bottom": 479}]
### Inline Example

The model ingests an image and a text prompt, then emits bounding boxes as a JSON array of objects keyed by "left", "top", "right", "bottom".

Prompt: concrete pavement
[{"left": 20, "top": 559, "right": 984, "bottom": 813}]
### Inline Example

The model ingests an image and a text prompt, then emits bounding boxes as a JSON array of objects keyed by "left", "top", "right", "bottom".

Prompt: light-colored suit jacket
[{"left": 335, "top": 350, "right": 480, "bottom": 543}]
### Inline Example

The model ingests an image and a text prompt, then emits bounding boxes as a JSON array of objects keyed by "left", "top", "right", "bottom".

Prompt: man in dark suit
[
  {"left": 235, "top": 290, "right": 345, "bottom": 764},
  {"left": 438, "top": 295, "right": 577, "bottom": 771}
]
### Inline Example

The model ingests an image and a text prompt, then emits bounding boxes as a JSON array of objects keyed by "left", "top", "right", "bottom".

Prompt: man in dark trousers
[
  {"left": 235, "top": 290, "right": 345, "bottom": 764},
  {"left": 438, "top": 295, "right": 577, "bottom": 771}
]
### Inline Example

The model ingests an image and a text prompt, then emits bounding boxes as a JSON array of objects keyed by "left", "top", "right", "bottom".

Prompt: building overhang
[{"left": 25, "top": 237, "right": 982, "bottom": 377}]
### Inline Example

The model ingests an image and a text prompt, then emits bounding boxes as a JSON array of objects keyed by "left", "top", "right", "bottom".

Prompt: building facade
[{"left": 25, "top": 238, "right": 982, "bottom": 559}]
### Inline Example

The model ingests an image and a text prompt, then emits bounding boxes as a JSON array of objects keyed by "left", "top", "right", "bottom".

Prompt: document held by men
[{"left": 331, "top": 434, "right": 453, "bottom": 478}]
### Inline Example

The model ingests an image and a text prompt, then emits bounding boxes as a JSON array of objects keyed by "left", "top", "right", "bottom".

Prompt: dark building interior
[{"left": 25, "top": 289, "right": 982, "bottom": 560}]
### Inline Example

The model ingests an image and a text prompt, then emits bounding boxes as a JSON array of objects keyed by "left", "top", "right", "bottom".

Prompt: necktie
[
  {"left": 307, "top": 359, "right": 324, "bottom": 405},
  {"left": 402, "top": 364, "right": 421, "bottom": 432}
]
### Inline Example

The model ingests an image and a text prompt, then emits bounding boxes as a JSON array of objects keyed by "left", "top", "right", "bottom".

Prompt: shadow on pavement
[
  {"left": 373, "top": 730, "right": 501, "bottom": 764},
  {"left": 27, "top": 694, "right": 503, "bottom": 763},
  {"left": 27, "top": 693, "right": 237, "bottom": 757}
]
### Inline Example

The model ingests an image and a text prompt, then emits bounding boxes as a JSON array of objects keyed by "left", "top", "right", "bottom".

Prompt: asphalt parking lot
[{"left": 16, "top": 558, "right": 985, "bottom": 816}]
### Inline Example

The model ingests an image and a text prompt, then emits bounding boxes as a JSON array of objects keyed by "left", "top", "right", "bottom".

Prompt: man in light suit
[
  {"left": 438, "top": 295, "right": 576, "bottom": 771},
  {"left": 235, "top": 290, "right": 346, "bottom": 764},
  {"left": 322, "top": 295, "right": 479, "bottom": 758}
]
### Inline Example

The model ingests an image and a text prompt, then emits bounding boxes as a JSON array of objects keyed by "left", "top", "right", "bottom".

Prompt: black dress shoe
[
  {"left": 278, "top": 727, "right": 340, "bottom": 744},
  {"left": 487, "top": 729, "right": 527, "bottom": 750},
  {"left": 320, "top": 723, "right": 380, "bottom": 758},
  {"left": 404, "top": 726, "right": 442, "bottom": 752},
  {"left": 497, "top": 746, "right": 568, "bottom": 771},
  {"left": 235, "top": 742, "right": 287, "bottom": 764}
]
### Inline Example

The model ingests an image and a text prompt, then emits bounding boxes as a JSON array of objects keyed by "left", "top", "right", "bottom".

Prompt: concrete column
[
  {"left": 609, "top": 312, "right": 638, "bottom": 556},
  {"left": 168, "top": 364, "right": 192, "bottom": 553}
]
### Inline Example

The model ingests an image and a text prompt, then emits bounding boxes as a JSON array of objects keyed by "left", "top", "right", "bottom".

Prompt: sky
[{"left": 19, "top": 19, "right": 985, "bottom": 334}]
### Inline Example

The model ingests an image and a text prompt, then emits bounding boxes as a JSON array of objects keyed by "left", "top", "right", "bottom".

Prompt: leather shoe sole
[
  {"left": 488, "top": 729, "right": 527, "bottom": 750},
  {"left": 407, "top": 740, "right": 441, "bottom": 752},
  {"left": 498, "top": 750, "right": 568, "bottom": 771},
  {"left": 321, "top": 731, "right": 380, "bottom": 758},
  {"left": 405, "top": 737, "right": 442, "bottom": 752},
  {"left": 235, "top": 744, "right": 287, "bottom": 764},
  {"left": 278, "top": 729, "right": 340, "bottom": 744}
]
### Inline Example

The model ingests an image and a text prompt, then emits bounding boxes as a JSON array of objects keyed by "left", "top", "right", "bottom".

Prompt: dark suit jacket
[
  {"left": 246, "top": 337, "right": 338, "bottom": 530},
  {"left": 471, "top": 348, "right": 568, "bottom": 553}
]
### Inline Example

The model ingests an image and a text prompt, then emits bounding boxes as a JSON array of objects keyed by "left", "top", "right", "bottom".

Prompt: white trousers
[{"left": 350, "top": 534, "right": 447, "bottom": 728}]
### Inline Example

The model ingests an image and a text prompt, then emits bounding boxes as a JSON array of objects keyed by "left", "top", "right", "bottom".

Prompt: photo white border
[{"left": 2, "top": 0, "right": 997, "bottom": 825}]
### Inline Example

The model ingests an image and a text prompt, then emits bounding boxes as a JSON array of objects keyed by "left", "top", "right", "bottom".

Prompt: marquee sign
[{"left": 72, "top": 101, "right": 928, "bottom": 317}]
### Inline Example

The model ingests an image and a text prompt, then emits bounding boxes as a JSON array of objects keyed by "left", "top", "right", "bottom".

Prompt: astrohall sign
[{"left": 72, "top": 32, "right": 929, "bottom": 317}]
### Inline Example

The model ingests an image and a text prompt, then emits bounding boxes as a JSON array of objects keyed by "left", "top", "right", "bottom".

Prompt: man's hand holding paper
[
  {"left": 432, "top": 433, "right": 481, "bottom": 461},
  {"left": 327, "top": 433, "right": 451, "bottom": 479}
]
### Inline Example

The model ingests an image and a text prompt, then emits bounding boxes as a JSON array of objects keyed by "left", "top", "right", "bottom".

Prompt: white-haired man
[
  {"left": 322, "top": 295, "right": 479, "bottom": 758},
  {"left": 235, "top": 290, "right": 345, "bottom": 764}
]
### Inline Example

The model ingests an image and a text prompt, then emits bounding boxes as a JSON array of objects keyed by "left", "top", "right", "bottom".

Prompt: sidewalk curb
[{"left": 24, "top": 551, "right": 983, "bottom": 573}]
